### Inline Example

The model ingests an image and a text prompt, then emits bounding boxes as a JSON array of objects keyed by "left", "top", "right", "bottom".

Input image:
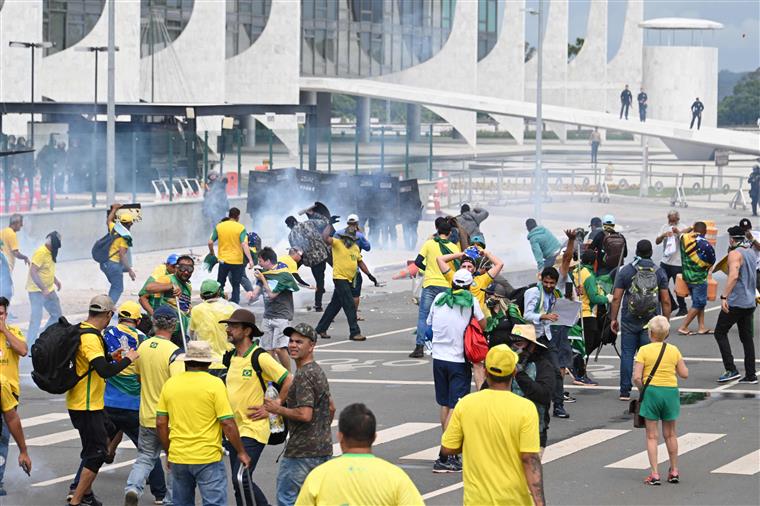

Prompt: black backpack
[
  {"left": 222, "top": 347, "right": 288, "bottom": 445},
  {"left": 602, "top": 231, "right": 626, "bottom": 270},
  {"left": 627, "top": 266, "right": 659, "bottom": 318},
  {"left": 91, "top": 229, "right": 118, "bottom": 264},
  {"left": 31, "top": 317, "right": 102, "bottom": 394}
]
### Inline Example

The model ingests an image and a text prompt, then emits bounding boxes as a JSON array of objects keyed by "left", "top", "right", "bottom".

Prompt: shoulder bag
[{"left": 629, "top": 343, "right": 667, "bottom": 428}]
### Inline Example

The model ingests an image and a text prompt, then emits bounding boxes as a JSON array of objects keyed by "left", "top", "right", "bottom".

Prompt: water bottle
[
  {"left": 265, "top": 382, "right": 285, "bottom": 434},
  {"left": 119, "top": 335, "right": 130, "bottom": 353}
]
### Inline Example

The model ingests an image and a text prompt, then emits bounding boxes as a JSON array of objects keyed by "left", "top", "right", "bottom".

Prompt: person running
[
  {"left": 156, "top": 341, "right": 251, "bottom": 506},
  {"left": 655, "top": 211, "right": 689, "bottom": 317},
  {"left": 0, "top": 296, "right": 29, "bottom": 496},
  {"left": 208, "top": 207, "right": 255, "bottom": 304},
  {"left": 609, "top": 240, "right": 671, "bottom": 401},
  {"left": 188, "top": 279, "right": 235, "bottom": 374},
  {"left": 296, "top": 403, "right": 424, "bottom": 506},
  {"left": 124, "top": 306, "right": 184, "bottom": 506},
  {"left": 410, "top": 217, "right": 461, "bottom": 358},
  {"left": 428, "top": 269, "right": 486, "bottom": 473},
  {"left": 100, "top": 204, "right": 137, "bottom": 304},
  {"left": 441, "top": 345, "right": 545, "bottom": 506},
  {"left": 265, "top": 323, "right": 335, "bottom": 506},
  {"left": 26, "top": 231, "right": 62, "bottom": 345},
  {"left": 677, "top": 222, "right": 715, "bottom": 335},
  {"left": 220, "top": 308, "right": 292, "bottom": 506},
  {"left": 138, "top": 254, "right": 178, "bottom": 315},
  {"left": 633, "top": 315, "right": 688, "bottom": 486},
  {"left": 526, "top": 219, "right": 561, "bottom": 271},
  {"left": 714, "top": 226, "right": 758, "bottom": 384},
  {"left": 67, "top": 295, "right": 138, "bottom": 506},
  {"left": 0, "top": 214, "right": 30, "bottom": 276}
]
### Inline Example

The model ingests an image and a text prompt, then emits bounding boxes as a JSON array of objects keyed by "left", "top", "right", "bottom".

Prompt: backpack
[
  {"left": 627, "top": 265, "right": 659, "bottom": 318},
  {"left": 91, "top": 230, "right": 118, "bottom": 264},
  {"left": 464, "top": 307, "right": 488, "bottom": 364},
  {"left": 222, "top": 347, "right": 287, "bottom": 445},
  {"left": 602, "top": 232, "right": 626, "bottom": 270},
  {"left": 31, "top": 317, "right": 103, "bottom": 394}
]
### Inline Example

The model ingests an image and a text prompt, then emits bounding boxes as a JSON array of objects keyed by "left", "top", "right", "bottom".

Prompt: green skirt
[{"left": 640, "top": 386, "right": 680, "bottom": 421}]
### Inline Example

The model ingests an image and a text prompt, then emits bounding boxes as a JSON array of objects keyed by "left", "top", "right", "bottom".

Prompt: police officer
[
  {"left": 620, "top": 85, "right": 632, "bottom": 120},
  {"left": 690, "top": 98, "right": 704, "bottom": 130},
  {"left": 637, "top": 88, "right": 648, "bottom": 122}
]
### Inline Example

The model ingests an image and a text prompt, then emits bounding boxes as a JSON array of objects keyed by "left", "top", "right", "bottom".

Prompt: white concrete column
[{"left": 356, "top": 96, "right": 371, "bottom": 144}]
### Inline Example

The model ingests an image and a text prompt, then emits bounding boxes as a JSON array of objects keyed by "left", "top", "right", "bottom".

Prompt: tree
[
  {"left": 568, "top": 37, "right": 584, "bottom": 62},
  {"left": 718, "top": 68, "right": 760, "bottom": 127}
]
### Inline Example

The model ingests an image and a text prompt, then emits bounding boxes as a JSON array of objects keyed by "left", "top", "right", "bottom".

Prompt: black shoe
[
  {"left": 409, "top": 345, "right": 424, "bottom": 358},
  {"left": 318, "top": 332, "right": 331, "bottom": 340},
  {"left": 313, "top": 306, "right": 323, "bottom": 312},
  {"left": 738, "top": 375, "right": 758, "bottom": 384},
  {"left": 553, "top": 406, "right": 570, "bottom": 418},
  {"left": 563, "top": 391, "right": 577, "bottom": 403},
  {"left": 81, "top": 493, "right": 103, "bottom": 506},
  {"left": 676, "top": 308, "right": 688, "bottom": 317}
]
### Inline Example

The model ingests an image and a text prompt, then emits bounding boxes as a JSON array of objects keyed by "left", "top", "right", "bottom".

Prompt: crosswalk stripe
[
  {"left": 25, "top": 429, "right": 80, "bottom": 446},
  {"left": 605, "top": 432, "right": 725, "bottom": 469},
  {"left": 711, "top": 450, "right": 760, "bottom": 475},
  {"left": 32, "top": 459, "right": 137, "bottom": 488},
  {"left": 422, "top": 482, "right": 463, "bottom": 500},
  {"left": 542, "top": 429, "right": 630, "bottom": 463},
  {"left": 22, "top": 413, "right": 70, "bottom": 428},
  {"left": 334, "top": 422, "right": 438, "bottom": 457}
]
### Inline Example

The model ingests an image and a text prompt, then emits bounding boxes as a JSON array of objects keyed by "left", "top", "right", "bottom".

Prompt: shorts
[
  {"left": 433, "top": 359, "right": 471, "bottom": 408},
  {"left": 687, "top": 283, "right": 707, "bottom": 310},
  {"left": 68, "top": 409, "right": 109, "bottom": 472},
  {"left": 639, "top": 386, "right": 680, "bottom": 421},
  {"left": 261, "top": 318, "right": 290, "bottom": 350},
  {"left": 351, "top": 273, "right": 363, "bottom": 298}
]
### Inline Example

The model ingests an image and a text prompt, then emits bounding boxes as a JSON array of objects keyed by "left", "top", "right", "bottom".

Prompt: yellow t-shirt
[
  {"left": 441, "top": 389, "right": 540, "bottom": 506},
  {"left": 443, "top": 269, "right": 493, "bottom": 317},
  {"left": 419, "top": 239, "right": 461, "bottom": 288},
  {"left": 278, "top": 255, "right": 299, "bottom": 274},
  {"left": 331, "top": 239, "right": 361, "bottom": 282},
  {"left": 156, "top": 371, "right": 234, "bottom": 464},
  {"left": 150, "top": 263, "right": 168, "bottom": 279},
  {"left": 226, "top": 345, "right": 289, "bottom": 444},
  {"left": 212, "top": 220, "right": 247, "bottom": 265},
  {"left": 0, "top": 227, "right": 19, "bottom": 271},
  {"left": 66, "top": 323, "right": 107, "bottom": 411},
  {"left": 0, "top": 380, "right": 18, "bottom": 412},
  {"left": 635, "top": 342, "right": 683, "bottom": 387},
  {"left": 107, "top": 222, "right": 128, "bottom": 261},
  {"left": 295, "top": 453, "right": 424, "bottom": 506},
  {"left": 0, "top": 325, "right": 27, "bottom": 396},
  {"left": 25, "top": 245, "right": 56, "bottom": 293},
  {"left": 188, "top": 299, "right": 235, "bottom": 369},
  {"left": 135, "top": 336, "right": 184, "bottom": 427}
]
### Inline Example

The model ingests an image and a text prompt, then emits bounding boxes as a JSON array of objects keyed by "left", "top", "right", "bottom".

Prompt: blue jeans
[
  {"left": 172, "top": 460, "right": 227, "bottom": 506},
  {"left": 27, "top": 290, "right": 62, "bottom": 345},
  {"left": 0, "top": 416, "right": 9, "bottom": 492},
  {"left": 620, "top": 318, "right": 652, "bottom": 396},
  {"left": 276, "top": 456, "right": 330, "bottom": 506},
  {"left": 224, "top": 437, "right": 268, "bottom": 506},
  {"left": 100, "top": 260, "right": 124, "bottom": 304},
  {"left": 217, "top": 263, "right": 245, "bottom": 303},
  {"left": 416, "top": 286, "right": 447, "bottom": 346},
  {"left": 125, "top": 426, "right": 173, "bottom": 504}
]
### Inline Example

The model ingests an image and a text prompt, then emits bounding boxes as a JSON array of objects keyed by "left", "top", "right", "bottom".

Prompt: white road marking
[
  {"left": 711, "top": 450, "right": 760, "bottom": 475},
  {"left": 594, "top": 355, "right": 760, "bottom": 364},
  {"left": 316, "top": 327, "right": 416, "bottom": 349},
  {"left": 22, "top": 412, "right": 70, "bottom": 428},
  {"left": 542, "top": 429, "right": 631, "bottom": 463},
  {"left": 32, "top": 459, "right": 137, "bottom": 487},
  {"left": 669, "top": 305, "right": 721, "bottom": 321},
  {"left": 334, "top": 422, "right": 437, "bottom": 457},
  {"left": 606, "top": 432, "right": 725, "bottom": 469},
  {"left": 317, "top": 349, "right": 414, "bottom": 354},
  {"left": 422, "top": 482, "right": 463, "bottom": 500},
  {"left": 25, "top": 429, "right": 80, "bottom": 446}
]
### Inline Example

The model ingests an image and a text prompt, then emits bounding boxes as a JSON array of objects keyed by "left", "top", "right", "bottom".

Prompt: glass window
[
  {"left": 477, "top": 0, "right": 501, "bottom": 61},
  {"left": 42, "top": 0, "right": 105, "bottom": 56},
  {"left": 140, "top": 0, "right": 195, "bottom": 58},
  {"left": 225, "top": 0, "right": 271, "bottom": 58}
]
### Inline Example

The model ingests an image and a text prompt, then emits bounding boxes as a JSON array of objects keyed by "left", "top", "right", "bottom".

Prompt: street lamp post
[
  {"left": 527, "top": 1, "right": 545, "bottom": 221},
  {"left": 9, "top": 41, "right": 54, "bottom": 148}
]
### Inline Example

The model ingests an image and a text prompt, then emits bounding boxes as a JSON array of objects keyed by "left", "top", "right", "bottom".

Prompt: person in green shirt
[{"left": 141, "top": 255, "right": 194, "bottom": 347}]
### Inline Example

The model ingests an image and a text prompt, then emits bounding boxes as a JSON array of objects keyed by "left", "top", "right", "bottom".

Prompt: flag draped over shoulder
[
  {"left": 263, "top": 262, "right": 300, "bottom": 293},
  {"left": 680, "top": 233, "right": 715, "bottom": 284}
]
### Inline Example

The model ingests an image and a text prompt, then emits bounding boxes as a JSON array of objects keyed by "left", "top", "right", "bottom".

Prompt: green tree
[{"left": 718, "top": 68, "right": 760, "bottom": 127}]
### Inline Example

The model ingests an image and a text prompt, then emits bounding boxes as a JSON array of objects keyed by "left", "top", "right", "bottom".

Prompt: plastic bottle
[{"left": 266, "top": 382, "right": 285, "bottom": 433}]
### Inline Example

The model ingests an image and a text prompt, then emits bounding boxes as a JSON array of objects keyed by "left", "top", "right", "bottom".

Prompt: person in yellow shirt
[
  {"left": 188, "top": 279, "right": 235, "bottom": 373},
  {"left": 437, "top": 247, "right": 504, "bottom": 317},
  {"left": 441, "top": 345, "right": 545, "bottom": 506},
  {"left": 25, "top": 231, "right": 62, "bottom": 344},
  {"left": 633, "top": 315, "right": 689, "bottom": 486},
  {"left": 101, "top": 203, "right": 137, "bottom": 304},
  {"left": 0, "top": 214, "right": 29, "bottom": 272},
  {"left": 296, "top": 403, "right": 423, "bottom": 506},
  {"left": 208, "top": 208, "right": 254, "bottom": 304},
  {"left": 156, "top": 340, "right": 251, "bottom": 506},
  {"left": 138, "top": 253, "right": 178, "bottom": 314},
  {"left": 67, "top": 295, "right": 139, "bottom": 506},
  {"left": 279, "top": 248, "right": 313, "bottom": 289},
  {"left": 410, "top": 216, "right": 461, "bottom": 358},
  {"left": 220, "top": 308, "right": 292, "bottom": 506},
  {"left": 1, "top": 380, "right": 31, "bottom": 496}
]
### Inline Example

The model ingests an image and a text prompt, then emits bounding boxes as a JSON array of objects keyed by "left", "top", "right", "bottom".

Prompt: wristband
[{"left": 720, "top": 295, "right": 727, "bottom": 300}]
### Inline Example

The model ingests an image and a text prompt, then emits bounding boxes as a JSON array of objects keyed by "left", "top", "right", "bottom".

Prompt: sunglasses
[{"left": 177, "top": 264, "right": 194, "bottom": 273}]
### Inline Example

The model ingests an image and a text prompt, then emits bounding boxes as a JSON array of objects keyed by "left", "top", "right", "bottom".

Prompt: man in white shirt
[{"left": 655, "top": 210, "right": 690, "bottom": 317}]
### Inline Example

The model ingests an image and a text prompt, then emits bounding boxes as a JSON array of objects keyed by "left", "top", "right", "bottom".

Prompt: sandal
[
  {"left": 677, "top": 329, "right": 694, "bottom": 336},
  {"left": 696, "top": 329, "right": 713, "bottom": 335},
  {"left": 667, "top": 469, "right": 680, "bottom": 483},
  {"left": 644, "top": 473, "right": 661, "bottom": 486}
]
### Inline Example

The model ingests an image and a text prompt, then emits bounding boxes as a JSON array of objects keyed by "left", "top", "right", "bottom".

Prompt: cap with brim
[
  {"left": 510, "top": 324, "right": 547, "bottom": 348},
  {"left": 347, "top": 214, "right": 359, "bottom": 223},
  {"left": 166, "top": 253, "right": 179, "bottom": 265},
  {"left": 89, "top": 294, "right": 115, "bottom": 313},
  {"left": 486, "top": 345, "right": 519, "bottom": 377},
  {"left": 176, "top": 340, "right": 220, "bottom": 363},
  {"left": 219, "top": 309, "right": 264, "bottom": 337},
  {"left": 153, "top": 305, "right": 178, "bottom": 320},
  {"left": 201, "top": 279, "right": 222, "bottom": 296},
  {"left": 284, "top": 323, "right": 317, "bottom": 341},
  {"left": 118, "top": 300, "right": 142, "bottom": 320},
  {"left": 453, "top": 268, "right": 473, "bottom": 286}
]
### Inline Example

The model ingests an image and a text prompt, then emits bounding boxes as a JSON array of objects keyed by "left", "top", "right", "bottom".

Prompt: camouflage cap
[{"left": 284, "top": 323, "right": 318, "bottom": 342}]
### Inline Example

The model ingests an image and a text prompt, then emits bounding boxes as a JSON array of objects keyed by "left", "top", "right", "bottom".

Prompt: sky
[{"left": 523, "top": 0, "right": 760, "bottom": 72}]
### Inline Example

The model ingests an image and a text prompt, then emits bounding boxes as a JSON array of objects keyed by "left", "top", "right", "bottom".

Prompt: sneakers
[
  {"left": 563, "top": 391, "right": 577, "bottom": 403},
  {"left": 349, "top": 334, "right": 366, "bottom": 341},
  {"left": 313, "top": 306, "right": 323, "bottom": 312},
  {"left": 717, "top": 370, "right": 741, "bottom": 383},
  {"left": 553, "top": 406, "right": 570, "bottom": 418},
  {"left": 124, "top": 490, "right": 139, "bottom": 506},
  {"left": 72, "top": 493, "right": 102, "bottom": 506},
  {"left": 573, "top": 375, "right": 598, "bottom": 386},
  {"left": 667, "top": 469, "right": 680, "bottom": 484},
  {"left": 432, "top": 456, "right": 462, "bottom": 473},
  {"left": 318, "top": 332, "right": 331, "bottom": 340},
  {"left": 738, "top": 375, "right": 758, "bottom": 384},
  {"left": 644, "top": 473, "right": 661, "bottom": 486},
  {"left": 409, "top": 345, "right": 424, "bottom": 358},
  {"left": 619, "top": 394, "right": 631, "bottom": 401}
]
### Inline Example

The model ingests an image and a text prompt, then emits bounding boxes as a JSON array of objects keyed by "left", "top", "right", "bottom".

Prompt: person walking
[
  {"left": 525, "top": 219, "right": 561, "bottom": 271},
  {"left": 637, "top": 88, "right": 648, "bottom": 122},
  {"left": 738, "top": 218, "right": 760, "bottom": 294},
  {"left": 590, "top": 128, "right": 601, "bottom": 165},
  {"left": 633, "top": 315, "right": 688, "bottom": 485},
  {"left": 748, "top": 162, "right": 760, "bottom": 217},
  {"left": 25, "top": 231, "right": 62, "bottom": 345},
  {"left": 655, "top": 211, "right": 689, "bottom": 317},
  {"left": 124, "top": 305, "right": 185, "bottom": 506},
  {"left": 296, "top": 403, "right": 424, "bottom": 506},
  {"left": 620, "top": 85, "right": 633, "bottom": 120},
  {"left": 676, "top": 222, "right": 715, "bottom": 335},
  {"left": 101, "top": 204, "right": 137, "bottom": 305},
  {"left": 265, "top": 323, "right": 335, "bottom": 506},
  {"left": 690, "top": 98, "right": 704, "bottom": 130},
  {"left": 0, "top": 373, "right": 32, "bottom": 497},
  {"left": 441, "top": 345, "right": 545, "bottom": 506},
  {"left": 609, "top": 240, "right": 671, "bottom": 401},
  {"left": 156, "top": 340, "right": 251, "bottom": 506},
  {"left": 590, "top": 214, "right": 628, "bottom": 276},
  {"left": 188, "top": 279, "right": 235, "bottom": 371},
  {"left": 0, "top": 214, "right": 30, "bottom": 276},
  {"left": 714, "top": 226, "right": 758, "bottom": 384},
  {"left": 208, "top": 207, "right": 255, "bottom": 304}
]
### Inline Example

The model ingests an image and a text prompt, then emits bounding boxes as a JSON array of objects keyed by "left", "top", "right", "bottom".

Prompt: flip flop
[
  {"left": 697, "top": 329, "right": 713, "bottom": 335},
  {"left": 677, "top": 329, "right": 695, "bottom": 336}
]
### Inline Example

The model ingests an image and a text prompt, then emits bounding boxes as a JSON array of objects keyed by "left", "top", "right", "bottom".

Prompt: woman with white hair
[{"left": 632, "top": 315, "right": 688, "bottom": 485}]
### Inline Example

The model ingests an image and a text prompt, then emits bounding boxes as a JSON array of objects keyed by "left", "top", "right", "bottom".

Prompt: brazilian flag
[{"left": 263, "top": 262, "right": 300, "bottom": 293}]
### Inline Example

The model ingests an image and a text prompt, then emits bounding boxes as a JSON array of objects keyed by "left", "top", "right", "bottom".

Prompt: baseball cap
[
  {"left": 486, "top": 345, "right": 519, "bottom": 377},
  {"left": 89, "top": 294, "right": 115, "bottom": 313},
  {"left": 200, "top": 279, "right": 222, "bottom": 297},
  {"left": 219, "top": 309, "right": 265, "bottom": 337},
  {"left": 119, "top": 212, "right": 135, "bottom": 224},
  {"left": 452, "top": 268, "right": 473, "bottom": 287},
  {"left": 284, "top": 323, "right": 318, "bottom": 341},
  {"left": 118, "top": 301, "right": 142, "bottom": 320},
  {"left": 469, "top": 234, "right": 486, "bottom": 247},
  {"left": 602, "top": 214, "right": 615, "bottom": 225},
  {"left": 166, "top": 253, "right": 179, "bottom": 265},
  {"left": 153, "top": 305, "right": 178, "bottom": 320},
  {"left": 347, "top": 214, "right": 359, "bottom": 224},
  {"left": 739, "top": 218, "right": 752, "bottom": 230}
]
